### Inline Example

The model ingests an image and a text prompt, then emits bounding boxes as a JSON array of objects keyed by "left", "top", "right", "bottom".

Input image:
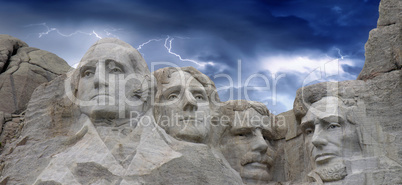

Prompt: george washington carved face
[{"left": 75, "top": 39, "right": 151, "bottom": 124}]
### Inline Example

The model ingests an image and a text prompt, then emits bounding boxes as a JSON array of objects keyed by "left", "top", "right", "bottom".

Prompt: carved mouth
[
  {"left": 248, "top": 162, "right": 267, "bottom": 168},
  {"left": 243, "top": 161, "right": 270, "bottom": 171},
  {"left": 242, "top": 156, "right": 271, "bottom": 169},
  {"left": 314, "top": 153, "right": 337, "bottom": 163}
]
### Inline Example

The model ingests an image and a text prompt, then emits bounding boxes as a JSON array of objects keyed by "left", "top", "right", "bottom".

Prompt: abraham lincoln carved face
[{"left": 300, "top": 97, "right": 361, "bottom": 182}]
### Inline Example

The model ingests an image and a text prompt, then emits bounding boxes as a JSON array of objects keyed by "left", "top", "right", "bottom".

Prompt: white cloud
[{"left": 259, "top": 53, "right": 355, "bottom": 78}]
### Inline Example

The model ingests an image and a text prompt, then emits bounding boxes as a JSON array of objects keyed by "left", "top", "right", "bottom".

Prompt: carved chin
[
  {"left": 240, "top": 170, "right": 271, "bottom": 184},
  {"left": 315, "top": 163, "right": 347, "bottom": 182},
  {"left": 88, "top": 106, "right": 120, "bottom": 120}
]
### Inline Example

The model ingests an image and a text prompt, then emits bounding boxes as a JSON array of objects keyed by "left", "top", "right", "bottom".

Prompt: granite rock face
[
  {"left": 0, "top": 0, "right": 400, "bottom": 184},
  {"left": 0, "top": 35, "right": 28, "bottom": 72},
  {"left": 0, "top": 35, "right": 71, "bottom": 114},
  {"left": 0, "top": 39, "right": 243, "bottom": 185},
  {"left": 290, "top": 71, "right": 402, "bottom": 184},
  {"left": 0, "top": 35, "right": 71, "bottom": 153},
  {"left": 286, "top": 0, "right": 402, "bottom": 183},
  {"left": 357, "top": 0, "right": 401, "bottom": 80}
]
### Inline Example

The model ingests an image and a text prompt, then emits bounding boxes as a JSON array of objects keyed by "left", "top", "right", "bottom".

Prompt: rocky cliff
[
  {"left": 0, "top": 35, "right": 71, "bottom": 154},
  {"left": 0, "top": 0, "right": 400, "bottom": 184}
]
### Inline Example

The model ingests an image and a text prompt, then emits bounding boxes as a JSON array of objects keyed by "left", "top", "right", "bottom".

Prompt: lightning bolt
[
  {"left": 27, "top": 23, "right": 214, "bottom": 67},
  {"left": 136, "top": 36, "right": 214, "bottom": 67},
  {"left": 91, "top": 30, "right": 102, "bottom": 39},
  {"left": 335, "top": 48, "right": 348, "bottom": 60},
  {"left": 25, "top": 23, "right": 124, "bottom": 40},
  {"left": 334, "top": 47, "right": 347, "bottom": 60},
  {"left": 136, "top": 39, "right": 162, "bottom": 50},
  {"left": 163, "top": 36, "right": 204, "bottom": 66}
]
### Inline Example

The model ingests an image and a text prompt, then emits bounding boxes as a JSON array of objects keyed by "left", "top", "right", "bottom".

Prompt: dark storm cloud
[
  {"left": 2, "top": 0, "right": 378, "bottom": 55},
  {"left": 341, "top": 64, "right": 363, "bottom": 76},
  {"left": 0, "top": 0, "right": 380, "bottom": 113}
]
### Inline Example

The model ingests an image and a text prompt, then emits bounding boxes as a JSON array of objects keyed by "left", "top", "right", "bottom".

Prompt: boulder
[
  {"left": 0, "top": 35, "right": 71, "bottom": 114},
  {"left": 377, "top": 0, "right": 402, "bottom": 27},
  {"left": 0, "top": 35, "right": 28, "bottom": 72}
]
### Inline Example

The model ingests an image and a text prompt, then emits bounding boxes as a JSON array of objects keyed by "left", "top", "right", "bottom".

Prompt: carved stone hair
[
  {"left": 220, "top": 99, "right": 271, "bottom": 130},
  {"left": 293, "top": 82, "right": 358, "bottom": 125},
  {"left": 69, "top": 38, "right": 154, "bottom": 103},
  {"left": 219, "top": 100, "right": 273, "bottom": 142},
  {"left": 152, "top": 66, "right": 220, "bottom": 104},
  {"left": 222, "top": 100, "right": 270, "bottom": 119}
]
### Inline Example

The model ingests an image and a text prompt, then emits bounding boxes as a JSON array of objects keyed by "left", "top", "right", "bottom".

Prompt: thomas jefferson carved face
[
  {"left": 76, "top": 42, "right": 148, "bottom": 123},
  {"left": 220, "top": 108, "right": 275, "bottom": 184},
  {"left": 155, "top": 71, "right": 212, "bottom": 143},
  {"left": 301, "top": 97, "right": 361, "bottom": 181}
]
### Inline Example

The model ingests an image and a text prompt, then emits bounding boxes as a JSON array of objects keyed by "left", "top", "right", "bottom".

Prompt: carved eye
[
  {"left": 110, "top": 68, "right": 122, "bottom": 73},
  {"left": 327, "top": 123, "right": 341, "bottom": 130},
  {"left": 168, "top": 94, "right": 178, "bottom": 100},
  {"left": 236, "top": 132, "right": 252, "bottom": 137},
  {"left": 83, "top": 70, "right": 94, "bottom": 77},
  {"left": 304, "top": 128, "right": 314, "bottom": 135},
  {"left": 194, "top": 94, "right": 205, "bottom": 100}
]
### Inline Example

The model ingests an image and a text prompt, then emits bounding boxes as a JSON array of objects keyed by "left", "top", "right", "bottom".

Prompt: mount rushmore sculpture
[{"left": 0, "top": 0, "right": 400, "bottom": 184}]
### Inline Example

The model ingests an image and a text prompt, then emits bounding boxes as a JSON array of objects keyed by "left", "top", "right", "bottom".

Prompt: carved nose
[
  {"left": 311, "top": 129, "right": 328, "bottom": 148},
  {"left": 252, "top": 130, "right": 268, "bottom": 153},
  {"left": 93, "top": 65, "right": 108, "bottom": 89},
  {"left": 182, "top": 90, "right": 198, "bottom": 111}
]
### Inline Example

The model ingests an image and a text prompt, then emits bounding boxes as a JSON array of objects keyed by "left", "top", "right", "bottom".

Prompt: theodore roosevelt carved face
[{"left": 220, "top": 100, "right": 275, "bottom": 184}]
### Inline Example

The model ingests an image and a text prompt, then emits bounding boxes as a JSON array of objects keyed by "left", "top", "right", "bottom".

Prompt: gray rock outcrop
[
  {"left": 0, "top": 35, "right": 71, "bottom": 153},
  {"left": 0, "top": 0, "right": 400, "bottom": 184},
  {"left": 290, "top": 71, "right": 402, "bottom": 184},
  {"left": 0, "top": 35, "right": 71, "bottom": 114},
  {"left": 357, "top": 0, "right": 401, "bottom": 80},
  {"left": 285, "top": 0, "right": 402, "bottom": 183},
  {"left": 0, "top": 39, "right": 243, "bottom": 185}
]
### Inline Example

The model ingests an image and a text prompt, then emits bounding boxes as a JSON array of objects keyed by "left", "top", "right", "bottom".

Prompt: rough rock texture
[
  {"left": 0, "top": 49, "right": 243, "bottom": 185},
  {"left": 279, "top": 110, "right": 309, "bottom": 183},
  {"left": 377, "top": 0, "right": 402, "bottom": 27},
  {"left": 357, "top": 0, "right": 401, "bottom": 80},
  {"left": 285, "top": 0, "right": 402, "bottom": 183},
  {"left": 0, "top": 74, "right": 78, "bottom": 184},
  {"left": 290, "top": 71, "right": 402, "bottom": 184},
  {"left": 0, "top": 35, "right": 28, "bottom": 72},
  {"left": 0, "top": 34, "right": 71, "bottom": 114},
  {"left": 0, "top": 0, "right": 400, "bottom": 183}
]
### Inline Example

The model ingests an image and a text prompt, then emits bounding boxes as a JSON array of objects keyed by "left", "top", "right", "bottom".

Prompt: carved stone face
[
  {"left": 220, "top": 108, "right": 274, "bottom": 183},
  {"left": 77, "top": 43, "right": 146, "bottom": 122},
  {"left": 301, "top": 97, "right": 361, "bottom": 181},
  {"left": 155, "top": 71, "right": 211, "bottom": 143}
]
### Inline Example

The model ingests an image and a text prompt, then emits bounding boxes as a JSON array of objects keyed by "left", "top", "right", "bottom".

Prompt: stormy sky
[{"left": 0, "top": 0, "right": 380, "bottom": 114}]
